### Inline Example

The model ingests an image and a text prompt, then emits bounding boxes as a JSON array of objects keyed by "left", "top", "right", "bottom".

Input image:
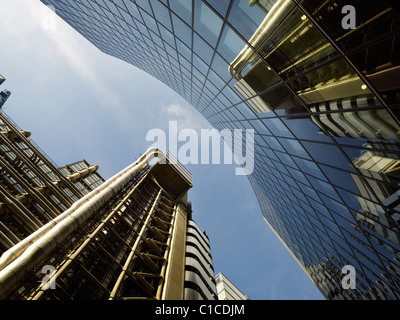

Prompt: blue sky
[{"left": 0, "top": 0, "right": 324, "bottom": 300}]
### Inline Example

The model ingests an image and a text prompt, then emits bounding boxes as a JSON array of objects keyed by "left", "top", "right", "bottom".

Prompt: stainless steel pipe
[{"left": 0, "top": 147, "right": 164, "bottom": 299}]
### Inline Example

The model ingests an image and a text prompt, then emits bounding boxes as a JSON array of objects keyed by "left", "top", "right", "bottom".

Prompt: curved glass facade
[{"left": 41, "top": 0, "right": 400, "bottom": 299}]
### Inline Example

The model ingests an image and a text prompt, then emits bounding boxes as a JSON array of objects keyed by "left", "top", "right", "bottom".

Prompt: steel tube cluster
[{"left": 0, "top": 147, "right": 164, "bottom": 299}]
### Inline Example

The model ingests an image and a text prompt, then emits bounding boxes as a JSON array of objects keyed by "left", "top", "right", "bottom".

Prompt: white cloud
[
  {"left": 18, "top": 1, "right": 147, "bottom": 136},
  {"left": 165, "top": 103, "right": 211, "bottom": 132},
  {"left": 30, "top": 2, "right": 119, "bottom": 108}
]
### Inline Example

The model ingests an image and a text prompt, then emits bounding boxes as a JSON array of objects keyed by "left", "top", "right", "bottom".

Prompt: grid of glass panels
[{"left": 41, "top": 0, "right": 400, "bottom": 299}]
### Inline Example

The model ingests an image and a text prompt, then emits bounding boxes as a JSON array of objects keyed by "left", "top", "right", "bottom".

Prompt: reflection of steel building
[
  {"left": 39, "top": 0, "right": 400, "bottom": 299},
  {"left": 310, "top": 96, "right": 399, "bottom": 141},
  {"left": 351, "top": 149, "right": 400, "bottom": 243},
  {"left": 0, "top": 140, "right": 217, "bottom": 299}
]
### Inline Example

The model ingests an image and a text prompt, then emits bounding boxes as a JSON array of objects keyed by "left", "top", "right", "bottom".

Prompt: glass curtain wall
[{"left": 40, "top": 0, "right": 400, "bottom": 300}]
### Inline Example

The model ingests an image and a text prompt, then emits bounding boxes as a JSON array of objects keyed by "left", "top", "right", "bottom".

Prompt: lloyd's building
[
  {"left": 38, "top": 0, "right": 400, "bottom": 299},
  {"left": 0, "top": 74, "right": 217, "bottom": 300},
  {"left": 0, "top": 121, "right": 217, "bottom": 300}
]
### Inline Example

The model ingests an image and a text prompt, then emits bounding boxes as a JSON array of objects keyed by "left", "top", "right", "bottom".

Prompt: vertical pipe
[
  {"left": 0, "top": 221, "right": 21, "bottom": 245},
  {"left": 108, "top": 189, "right": 162, "bottom": 299},
  {"left": 0, "top": 230, "right": 15, "bottom": 250},
  {"left": 0, "top": 156, "right": 60, "bottom": 219},
  {"left": 0, "top": 185, "right": 42, "bottom": 233},
  {"left": 0, "top": 133, "right": 73, "bottom": 208},
  {"left": 0, "top": 148, "right": 163, "bottom": 299},
  {"left": 30, "top": 170, "right": 150, "bottom": 300},
  {"left": 155, "top": 205, "right": 176, "bottom": 300}
]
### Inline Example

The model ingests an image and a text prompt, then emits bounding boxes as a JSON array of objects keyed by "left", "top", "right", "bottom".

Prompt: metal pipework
[
  {"left": 0, "top": 148, "right": 164, "bottom": 299},
  {"left": 228, "top": 0, "right": 295, "bottom": 79},
  {"left": 155, "top": 206, "right": 176, "bottom": 300},
  {"left": 66, "top": 164, "right": 99, "bottom": 182},
  {"left": 0, "top": 156, "right": 61, "bottom": 219},
  {"left": 31, "top": 170, "right": 151, "bottom": 300},
  {"left": 0, "top": 132, "right": 73, "bottom": 208},
  {"left": 0, "top": 221, "right": 21, "bottom": 246},
  {"left": 0, "top": 185, "right": 42, "bottom": 233},
  {"left": 0, "top": 113, "right": 83, "bottom": 199},
  {"left": 108, "top": 189, "right": 163, "bottom": 299},
  {"left": 0, "top": 130, "right": 31, "bottom": 139}
]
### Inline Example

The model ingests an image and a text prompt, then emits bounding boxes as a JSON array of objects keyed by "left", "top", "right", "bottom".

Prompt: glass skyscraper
[{"left": 39, "top": 0, "right": 400, "bottom": 299}]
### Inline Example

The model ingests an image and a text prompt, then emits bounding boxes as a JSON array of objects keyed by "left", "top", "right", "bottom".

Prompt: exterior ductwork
[
  {"left": 66, "top": 164, "right": 99, "bottom": 182},
  {"left": 228, "top": 0, "right": 295, "bottom": 79},
  {"left": 0, "top": 147, "right": 164, "bottom": 299}
]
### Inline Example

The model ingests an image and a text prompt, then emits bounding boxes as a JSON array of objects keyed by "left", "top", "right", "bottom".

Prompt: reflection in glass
[{"left": 39, "top": 0, "right": 400, "bottom": 300}]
